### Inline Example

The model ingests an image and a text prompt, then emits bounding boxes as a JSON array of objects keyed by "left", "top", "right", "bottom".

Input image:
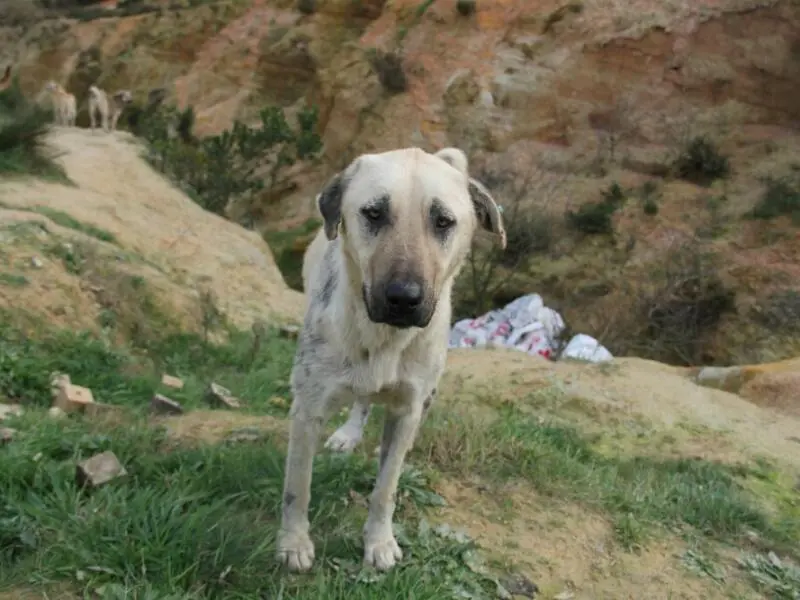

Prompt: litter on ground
[{"left": 449, "top": 293, "right": 613, "bottom": 363}]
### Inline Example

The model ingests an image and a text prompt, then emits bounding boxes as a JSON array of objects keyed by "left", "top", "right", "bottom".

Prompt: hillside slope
[
  {"left": 5, "top": 0, "right": 800, "bottom": 365},
  {"left": 0, "top": 126, "right": 304, "bottom": 334}
]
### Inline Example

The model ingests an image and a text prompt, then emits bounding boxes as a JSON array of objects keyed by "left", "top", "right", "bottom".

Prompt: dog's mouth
[{"left": 362, "top": 284, "right": 434, "bottom": 329}]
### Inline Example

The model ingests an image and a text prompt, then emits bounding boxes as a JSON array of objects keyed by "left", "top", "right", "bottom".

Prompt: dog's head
[
  {"left": 114, "top": 90, "right": 133, "bottom": 105},
  {"left": 317, "top": 147, "right": 505, "bottom": 329}
]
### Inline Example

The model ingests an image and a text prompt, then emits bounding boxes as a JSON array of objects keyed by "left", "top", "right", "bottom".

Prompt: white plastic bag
[{"left": 561, "top": 333, "right": 613, "bottom": 363}]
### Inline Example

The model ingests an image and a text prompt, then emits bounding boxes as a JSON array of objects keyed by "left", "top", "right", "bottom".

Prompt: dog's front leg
[
  {"left": 277, "top": 400, "right": 324, "bottom": 572},
  {"left": 363, "top": 394, "right": 424, "bottom": 571}
]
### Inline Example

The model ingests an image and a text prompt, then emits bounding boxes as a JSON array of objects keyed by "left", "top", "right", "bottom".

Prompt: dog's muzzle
[{"left": 364, "top": 278, "right": 434, "bottom": 329}]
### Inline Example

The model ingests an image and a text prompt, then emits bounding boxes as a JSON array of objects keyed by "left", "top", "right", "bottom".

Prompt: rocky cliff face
[{"left": 4, "top": 0, "right": 800, "bottom": 364}]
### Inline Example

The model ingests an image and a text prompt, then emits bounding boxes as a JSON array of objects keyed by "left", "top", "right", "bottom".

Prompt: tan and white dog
[
  {"left": 278, "top": 147, "right": 506, "bottom": 573},
  {"left": 44, "top": 81, "right": 76, "bottom": 127},
  {"left": 88, "top": 85, "right": 133, "bottom": 132}
]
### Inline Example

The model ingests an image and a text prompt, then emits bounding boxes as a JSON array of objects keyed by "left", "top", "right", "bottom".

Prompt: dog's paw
[
  {"left": 363, "top": 534, "right": 403, "bottom": 571},
  {"left": 324, "top": 425, "right": 362, "bottom": 453},
  {"left": 276, "top": 529, "right": 315, "bottom": 572}
]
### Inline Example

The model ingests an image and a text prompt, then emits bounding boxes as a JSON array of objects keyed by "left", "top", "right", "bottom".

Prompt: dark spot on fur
[
  {"left": 360, "top": 194, "right": 392, "bottom": 236},
  {"left": 319, "top": 269, "right": 336, "bottom": 307},
  {"left": 430, "top": 198, "right": 456, "bottom": 242}
]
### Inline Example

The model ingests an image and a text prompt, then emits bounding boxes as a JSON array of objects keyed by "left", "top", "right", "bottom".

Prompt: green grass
[
  {"left": 0, "top": 272, "right": 29, "bottom": 287},
  {"left": 0, "top": 320, "right": 495, "bottom": 598},
  {"left": 413, "top": 408, "right": 800, "bottom": 554},
  {"left": 29, "top": 207, "right": 117, "bottom": 244},
  {"left": 0, "top": 316, "right": 797, "bottom": 597},
  {"left": 263, "top": 217, "right": 321, "bottom": 292}
]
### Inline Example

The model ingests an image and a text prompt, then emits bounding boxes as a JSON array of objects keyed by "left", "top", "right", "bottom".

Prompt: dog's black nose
[{"left": 385, "top": 280, "right": 423, "bottom": 310}]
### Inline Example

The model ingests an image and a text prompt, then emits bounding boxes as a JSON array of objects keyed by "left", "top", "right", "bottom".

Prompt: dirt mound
[{"left": 0, "top": 126, "right": 303, "bottom": 334}]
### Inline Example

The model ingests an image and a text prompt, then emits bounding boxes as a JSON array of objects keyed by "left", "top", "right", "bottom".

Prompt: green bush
[
  {"left": 566, "top": 181, "right": 625, "bottom": 235},
  {"left": 456, "top": 0, "right": 476, "bottom": 16},
  {"left": 749, "top": 177, "right": 800, "bottom": 223},
  {"left": 638, "top": 180, "right": 659, "bottom": 216},
  {"left": 368, "top": 50, "right": 408, "bottom": 94},
  {"left": 138, "top": 104, "right": 322, "bottom": 216},
  {"left": 673, "top": 136, "right": 730, "bottom": 186},
  {"left": 0, "top": 77, "right": 66, "bottom": 180}
]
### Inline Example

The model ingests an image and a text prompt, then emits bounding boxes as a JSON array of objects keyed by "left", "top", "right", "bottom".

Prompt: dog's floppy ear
[
  {"left": 317, "top": 171, "right": 348, "bottom": 241},
  {"left": 318, "top": 156, "right": 366, "bottom": 240},
  {"left": 468, "top": 177, "right": 506, "bottom": 249},
  {"left": 435, "top": 147, "right": 506, "bottom": 248}
]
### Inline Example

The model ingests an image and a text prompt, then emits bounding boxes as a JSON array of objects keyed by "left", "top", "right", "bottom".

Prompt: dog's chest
[{"left": 342, "top": 337, "right": 443, "bottom": 398}]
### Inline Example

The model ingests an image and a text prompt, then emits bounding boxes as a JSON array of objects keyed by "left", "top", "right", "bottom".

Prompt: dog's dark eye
[
  {"left": 361, "top": 207, "right": 383, "bottom": 221},
  {"left": 434, "top": 215, "right": 455, "bottom": 230}
]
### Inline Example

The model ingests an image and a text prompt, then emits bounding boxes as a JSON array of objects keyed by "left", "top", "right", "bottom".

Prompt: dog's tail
[{"left": 88, "top": 85, "right": 102, "bottom": 99}]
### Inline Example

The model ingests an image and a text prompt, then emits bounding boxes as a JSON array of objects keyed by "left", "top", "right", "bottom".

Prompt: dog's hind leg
[
  {"left": 363, "top": 391, "right": 425, "bottom": 571},
  {"left": 324, "top": 397, "right": 371, "bottom": 453}
]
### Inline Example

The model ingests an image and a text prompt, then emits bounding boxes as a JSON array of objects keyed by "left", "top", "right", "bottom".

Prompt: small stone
[
  {"left": 279, "top": 324, "right": 300, "bottom": 340},
  {"left": 225, "top": 427, "right": 263, "bottom": 444},
  {"left": 499, "top": 573, "right": 539, "bottom": 598},
  {"left": 48, "top": 406, "right": 67, "bottom": 419},
  {"left": 0, "top": 404, "right": 23, "bottom": 421},
  {"left": 150, "top": 393, "right": 183, "bottom": 415},
  {"left": 160, "top": 374, "right": 184, "bottom": 390},
  {"left": 49, "top": 372, "right": 71, "bottom": 400},
  {"left": 30, "top": 256, "right": 43, "bottom": 268},
  {"left": 83, "top": 402, "right": 123, "bottom": 419},
  {"left": 76, "top": 451, "right": 127, "bottom": 488},
  {"left": 0, "top": 427, "right": 15, "bottom": 444},
  {"left": 205, "top": 382, "right": 242, "bottom": 409},
  {"left": 269, "top": 395, "right": 288, "bottom": 409},
  {"left": 554, "top": 592, "right": 574, "bottom": 600},
  {"left": 54, "top": 383, "right": 95, "bottom": 413}
]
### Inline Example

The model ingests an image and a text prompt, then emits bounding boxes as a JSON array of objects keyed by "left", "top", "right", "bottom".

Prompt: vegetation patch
[
  {"left": 263, "top": 217, "right": 322, "bottom": 292},
  {"left": 27, "top": 206, "right": 117, "bottom": 244},
  {"left": 135, "top": 103, "right": 322, "bottom": 218},
  {"left": 367, "top": 50, "right": 408, "bottom": 94},
  {"left": 566, "top": 181, "right": 625, "bottom": 235},
  {"left": 414, "top": 406, "right": 798, "bottom": 554},
  {"left": 603, "top": 243, "right": 736, "bottom": 366},
  {"left": 638, "top": 180, "right": 659, "bottom": 216},
  {"left": 672, "top": 136, "right": 730, "bottom": 186},
  {"left": 749, "top": 176, "right": 800, "bottom": 224},
  {"left": 0, "top": 318, "right": 501, "bottom": 598},
  {"left": 0, "top": 273, "right": 29, "bottom": 288},
  {"left": 0, "top": 77, "right": 67, "bottom": 182}
]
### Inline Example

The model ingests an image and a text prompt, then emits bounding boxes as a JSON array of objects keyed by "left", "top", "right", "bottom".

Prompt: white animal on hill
[
  {"left": 44, "top": 81, "right": 76, "bottom": 127},
  {"left": 88, "top": 84, "right": 133, "bottom": 132}
]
